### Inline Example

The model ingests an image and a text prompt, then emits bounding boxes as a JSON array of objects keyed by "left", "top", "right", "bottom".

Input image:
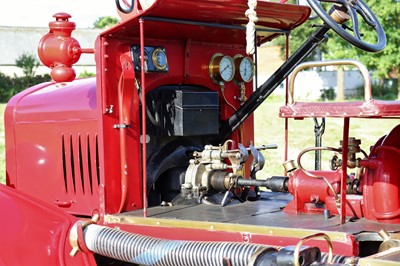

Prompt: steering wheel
[
  {"left": 306, "top": 0, "right": 386, "bottom": 52},
  {"left": 116, "top": 0, "right": 134, "bottom": 14}
]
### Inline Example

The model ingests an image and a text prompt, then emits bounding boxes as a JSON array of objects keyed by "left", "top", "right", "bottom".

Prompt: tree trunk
[{"left": 336, "top": 66, "right": 344, "bottom": 101}]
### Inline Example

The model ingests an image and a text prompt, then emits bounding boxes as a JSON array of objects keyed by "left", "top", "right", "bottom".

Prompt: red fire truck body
[{"left": 2, "top": 0, "right": 400, "bottom": 265}]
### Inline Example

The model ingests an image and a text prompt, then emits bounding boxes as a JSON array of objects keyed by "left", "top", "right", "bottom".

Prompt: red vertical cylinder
[{"left": 364, "top": 146, "right": 400, "bottom": 223}]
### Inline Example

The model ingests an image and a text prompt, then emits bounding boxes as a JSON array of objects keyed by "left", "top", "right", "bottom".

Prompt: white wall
[
  {"left": 319, "top": 70, "right": 366, "bottom": 97},
  {"left": 0, "top": 26, "right": 101, "bottom": 77}
]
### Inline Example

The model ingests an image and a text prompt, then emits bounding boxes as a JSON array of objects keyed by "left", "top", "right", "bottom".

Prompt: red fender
[{"left": 0, "top": 184, "right": 96, "bottom": 265}]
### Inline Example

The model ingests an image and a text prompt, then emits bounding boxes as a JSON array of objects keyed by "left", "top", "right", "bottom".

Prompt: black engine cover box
[{"left": 160, "top": 87, "right": 219, "bottom": 136}]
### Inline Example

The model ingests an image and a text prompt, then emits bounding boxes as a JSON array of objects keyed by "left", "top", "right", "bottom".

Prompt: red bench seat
[{"left": 279, "top": 100, "right": 400, "bottom": 119}]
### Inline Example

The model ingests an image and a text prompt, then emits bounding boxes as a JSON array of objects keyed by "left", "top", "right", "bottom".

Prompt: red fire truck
[{"left": 1, "top": 0, "right": 399, "bottom": 265}]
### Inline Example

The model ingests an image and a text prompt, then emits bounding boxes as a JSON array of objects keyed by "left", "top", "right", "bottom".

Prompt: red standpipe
[
  {"left": 340, "top": 118, "right": 349, "bottom": 225},
  {"left": 139, "top": 18, "right": 148, "bottom": 217}
]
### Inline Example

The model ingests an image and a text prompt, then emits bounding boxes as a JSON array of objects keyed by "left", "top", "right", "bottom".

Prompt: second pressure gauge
[
  {"left": 234, "top": 55, "right": 254, "bottom": 83},
  {"left": 209, "top": 53, "right": 235, "bottom": 84}
]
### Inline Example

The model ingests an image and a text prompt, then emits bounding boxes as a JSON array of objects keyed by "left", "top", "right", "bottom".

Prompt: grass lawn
[
  {"left": 0, "top": 98, "right": 399, "bottom": 184},
  {"left": 255, "top": 96, "right": 400, "bottom": 178}
]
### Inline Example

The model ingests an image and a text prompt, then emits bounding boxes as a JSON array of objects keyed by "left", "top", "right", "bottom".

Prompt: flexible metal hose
[
  {"left": 320, "top": 252, "right": 358, "bottom": 265},
  {"left": 84, "top": 224, "right": 272, "bottom": 266}
]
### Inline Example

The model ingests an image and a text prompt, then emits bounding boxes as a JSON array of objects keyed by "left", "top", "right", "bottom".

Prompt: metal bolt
[{"left": 324, "top": 209, "right": 331, "bottom": 219}]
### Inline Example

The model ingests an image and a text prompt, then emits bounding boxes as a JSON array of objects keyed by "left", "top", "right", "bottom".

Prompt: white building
[{"left": 0, "top": 26, "right": 102, "bottom": 77}]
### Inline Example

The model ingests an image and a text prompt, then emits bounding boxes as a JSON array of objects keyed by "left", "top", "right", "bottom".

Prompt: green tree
[
  {"left": 0, "top": 72, "right": 14, "bottom": 102},
  {"left": 324, "top": 0, "right": 400, "bottom": 81},
  {"left": 93, "top": 16, "right": 119, "bottom": 29},
  {"left": 275, "top": 0, "right": 400, "bottom": 83},
  {"left": 15, "top": 52, "right": 39, "bottom": 78},
  {"left": 78, "top": 70, "right": 96, "bottom": 78},
  {"left": 273, "top": 0, "right": 329, "bottom": 61}
]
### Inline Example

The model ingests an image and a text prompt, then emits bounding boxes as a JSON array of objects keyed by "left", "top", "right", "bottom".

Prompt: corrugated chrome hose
[
  {"left": 83, "top": 224, "right": 358, "bottom": 265},
  {"left": 84, "top": 224, "right": 270, "bottom": 266}
]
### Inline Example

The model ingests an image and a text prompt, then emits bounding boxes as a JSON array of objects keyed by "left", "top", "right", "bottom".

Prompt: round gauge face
[
  {"left": 219, "top": 56, "right": 235, "bottom": 82},
  {"left": 239, "top": 57, "right": 254, "bottom": 83},
  {"left": 152, "top": 48, "right": 168, "bottom": 70},
  {"left": 209, "top": 54, "right": 235, "bottom": 84}
]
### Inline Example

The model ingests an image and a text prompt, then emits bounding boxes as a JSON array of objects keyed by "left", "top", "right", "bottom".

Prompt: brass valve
[
  {"left": 378, "top": 229, "right": 400, "bottom": 252},
  {"left": 343, "top": 138, "right": 362, "bottom": 168},
  {"left": 330, "top": 137, "right": 363, "bottom": 170}
]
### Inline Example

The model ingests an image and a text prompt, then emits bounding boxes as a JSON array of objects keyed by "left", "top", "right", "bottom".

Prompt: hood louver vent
[{"left": 61, "top": 133, "right": 100, "bottom": 195}]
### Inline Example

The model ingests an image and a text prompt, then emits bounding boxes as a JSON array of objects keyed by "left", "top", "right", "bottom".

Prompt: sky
[{"left": 0, "top": 0, "right": 117, "bottom": 28}]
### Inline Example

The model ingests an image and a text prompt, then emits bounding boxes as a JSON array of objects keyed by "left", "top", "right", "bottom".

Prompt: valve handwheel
[{"left": 306, "top": 0, "right": 386, "bottom": 52}]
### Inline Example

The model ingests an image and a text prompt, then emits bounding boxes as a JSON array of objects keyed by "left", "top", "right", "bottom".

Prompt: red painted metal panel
[
  {"left": 107, "top": 0, "right": 310, "bottom": 35},
  {"left": 5, "top": 82, "right": 53, "bottom": 186},
  {"left": 95, "top": 36, "right": 255, "bottom": 214},
  {"left": 102, "top": 0, "right": 310, "bottom": 46},
  {"left": 91, "top": 1, "right": 305, "bottom": 215},
  {"left": 5, "top": 78, "right": 102, "bottom": 216},
  {"left": 94, "top": 38, "right": 144, "bottom": 214},
  {"left": 148, "top": 0, "right": 310, "bottom": 29},
  {"left": 0, "top": 184, "right": 96, "bottom": 265}
]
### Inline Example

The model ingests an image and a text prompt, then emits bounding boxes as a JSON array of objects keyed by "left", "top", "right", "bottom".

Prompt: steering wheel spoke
[
  {"left": 348, "top": 7, "right": 362, "bottom": 40},
  {"left": 354, "top": 2, "right": 377, "bottom": 27},
  {"left": 320, "top": 0, "right": 346, "bottom": 4},
  {"left": 307, "top": 0, "right": 386, "bottom": 52}
]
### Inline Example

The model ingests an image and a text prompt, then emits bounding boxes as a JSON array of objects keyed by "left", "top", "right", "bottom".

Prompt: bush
[
  {"left": 0, "top": 52, "right": 53, "bottom": 103},
  {"left": 93, "top": 16, "right": 119, "bottom": 29},
  {"left": 320, "top": 87, "right": 336, "bottom": 101},
  {"left": 355, "top": 78, "right": 398, "bottom": 100},
  {"left": 78, "top": 70, "right": 96, "bottom": 78},
  {"left": 15, "top": 53, "right": 39, "bottom": 78},
  {"left": 0, "top": 72, "right": 51, "bottom": 103},
  {"left": 0, "top": 72, "right": 14, "bottom": 102}
]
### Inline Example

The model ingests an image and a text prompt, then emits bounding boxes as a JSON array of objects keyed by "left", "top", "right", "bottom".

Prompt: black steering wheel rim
[
  {"left": 116, "top": 0, "right": 135, "bottom": 14},
  {"left": 306, "top": 0, "right": 386, "bottom": 52}
]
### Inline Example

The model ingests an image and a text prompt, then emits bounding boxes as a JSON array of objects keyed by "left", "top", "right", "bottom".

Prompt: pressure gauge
[
  {"left": 234, "top": 55, "right": 254, "bottom": 83},
  {"left": 209, "top": 53, "right": 235, "bottom": 84},
  {"left": 152, "top": 48, "right": 168, "bottom": 70}
]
